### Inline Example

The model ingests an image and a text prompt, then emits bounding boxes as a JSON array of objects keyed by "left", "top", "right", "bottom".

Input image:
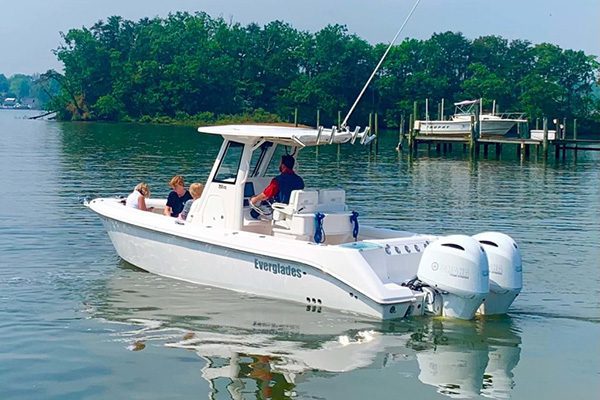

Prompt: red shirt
[{"left": 262, "top": 166, "right": 294, "bottom": 199}]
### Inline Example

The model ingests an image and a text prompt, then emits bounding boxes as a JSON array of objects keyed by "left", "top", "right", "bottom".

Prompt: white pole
[
  {"left": 341, "top": 0, "right": 422, "bottom": 128},
  {"left": 425, "top": 98, "right": 429, "bottom": 121},
  {"left": 441, "top": 98, "right": 445, "bottom": 120}
]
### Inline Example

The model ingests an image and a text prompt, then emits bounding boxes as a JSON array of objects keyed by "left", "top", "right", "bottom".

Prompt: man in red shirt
[{"left": 251, "top": 155, "right": 304, "bottom": 205}]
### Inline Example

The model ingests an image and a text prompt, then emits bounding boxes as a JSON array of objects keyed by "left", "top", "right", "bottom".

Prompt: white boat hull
[
  {"left": 97, "top": 210, "right": 420, "bottom": 320},
  {"left": 416, "top": 119, "right": 520, "bottom": 137}
]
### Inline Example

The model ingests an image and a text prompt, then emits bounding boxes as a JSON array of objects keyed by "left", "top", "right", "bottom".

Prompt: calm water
[{"left": 0, "top": 110, "right": 599, "bottom": 399}]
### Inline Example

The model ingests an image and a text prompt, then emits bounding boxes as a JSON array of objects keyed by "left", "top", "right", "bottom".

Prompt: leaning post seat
[
  {"left": 272, "top": 190, "right": 318, "bottom": 221},
  {"left": 317, "top": 189, "right": 347, "bottom": 212},
  {"left": 271, "top": 189, "right": 353, "bottom": 244}
]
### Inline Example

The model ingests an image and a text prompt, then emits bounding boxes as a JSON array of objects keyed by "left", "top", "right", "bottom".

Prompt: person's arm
[
  {"left": 250, "top": 192, "right": 267, "bottom": 205},
  {"left": 163, "top": 206, "right": 172, "bottom": 216},
  {"left": 251, "top": 179, "right": 279, "bottom": 205},
  {"left": 138, "top": 196, "right": 153, "bottom": 212}
]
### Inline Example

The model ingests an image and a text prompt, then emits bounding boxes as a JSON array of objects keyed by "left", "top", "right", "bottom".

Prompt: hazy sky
[{"left": 1, "top": 0, "right": 598, "bottom": 76}]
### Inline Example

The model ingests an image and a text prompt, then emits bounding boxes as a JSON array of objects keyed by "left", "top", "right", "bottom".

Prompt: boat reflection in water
[
  {"left": 90, "top": 264, "right": 521, "bottom": 399},
  {"left": 408, "top": 318, "right": 521, "bottom": 399}
]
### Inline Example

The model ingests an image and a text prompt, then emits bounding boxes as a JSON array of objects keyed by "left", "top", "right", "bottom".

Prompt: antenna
[{"left": 341, "top": 0, "right": 422, "bottom": 129}]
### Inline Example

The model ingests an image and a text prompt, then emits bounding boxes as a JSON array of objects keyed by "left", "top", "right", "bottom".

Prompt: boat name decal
[{"left": 254, "top": 258, "right": 303, "bottom": 278}]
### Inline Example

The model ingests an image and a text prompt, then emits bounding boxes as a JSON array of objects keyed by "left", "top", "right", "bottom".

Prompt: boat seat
[
  {"left": 317, "top": 189, "right": 347, "bottom": 212},
  {"left": 271, "top": 189, "right": 318, "bottom": 221},
  {"left": 272, "top": 189, "right": 353, "bottom": 244}
]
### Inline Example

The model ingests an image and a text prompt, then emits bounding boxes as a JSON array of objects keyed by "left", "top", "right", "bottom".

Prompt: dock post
[
  {"left": 469, "top": 115, "right": 477, "bottom": 157},
  {"left": 483, "top": 144, "right": 489, "bottom": 157},
  {"left": 399, "top": 115, "right": 405, "bottom": 144},
  {"left": 573, "top": 118, "right": 578, "bottom": 159},
  {"left": 542, "top": 117, "right": 549, "bottom": 159},
  {"left": 441, "top": 98, "right": 445, "bottom": 120},
  {"left": 495, "top": 143, "right": 502, "bottom": 158},
  {"left": 562, "top": 117, "right": 567, "bottom": 139},
  {"left": 294, "top": 107, "right": 298, "bottom": 127},
  {"left": 536, "top": 118, "right": 540, "bottom": 130},
  {"left": 368, "top": 113, "right": 373, "bottom": 153},
  {"left": 525, "top": 143, "right": 530, "bottom": 158},
  {"left": 337, "top": 110, "right": 342, "bottom": 155},
  {"left": 413, "top": 100, "right": 418, "bottom": 124},
  {"left": 408, "top": 114, "right": 414, "bottom": 152},
  {"left": 315, "top": 109, "right": 320, "bottom": 155},
  {"left": 374, "top": 112, "right": 379, "bottom": 154}
]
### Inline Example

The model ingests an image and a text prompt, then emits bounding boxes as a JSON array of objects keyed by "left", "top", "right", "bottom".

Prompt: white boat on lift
[
  {"left": 87, "top": 124, "right": 523, "bottom": 320},
  {"left": 414, "top": 100, "right": 527, "bottom": 137}
]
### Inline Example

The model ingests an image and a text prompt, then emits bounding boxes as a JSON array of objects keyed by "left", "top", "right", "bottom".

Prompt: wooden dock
[{"left": 400, "top": 116, "right": 600, "bottom": 159}]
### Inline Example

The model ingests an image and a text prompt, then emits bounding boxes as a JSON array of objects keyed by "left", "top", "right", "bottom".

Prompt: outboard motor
[
  {"left": 417, "top": 235, "right": 489, "bottom": 320},
  {"left": 473, "top": 232, "right": 522, "bottom": 315}
]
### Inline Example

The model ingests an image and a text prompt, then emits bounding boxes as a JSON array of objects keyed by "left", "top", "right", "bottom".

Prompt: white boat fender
[
  {"left": 314, "top": 212, "right": 326, "bottom": 243},
  {"left": 350, "top": 211, "right": 359, "bottom": 241}
]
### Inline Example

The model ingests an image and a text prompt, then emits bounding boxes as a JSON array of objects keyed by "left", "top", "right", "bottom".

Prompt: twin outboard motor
[
  {"left": 415, "top": 232, "right": 522, "bottom": 320},
  {"left": 417, "top": 235, "right": 489, "bottom": 320},
  {"left": 473, "top": 232, "right": 523, "bottom": 315}
]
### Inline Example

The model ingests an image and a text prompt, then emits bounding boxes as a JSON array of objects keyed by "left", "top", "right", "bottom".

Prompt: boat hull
[
  {"left": 99, "top": 215, "right": 415, "bottom": 320},
  {"left": 416, "top": 119, "right": 519, "bottom": 137}
]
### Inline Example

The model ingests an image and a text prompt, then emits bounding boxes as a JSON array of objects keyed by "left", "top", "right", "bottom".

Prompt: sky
[{"left": 1, "top": 0, "right": 598, "bottom": 76}]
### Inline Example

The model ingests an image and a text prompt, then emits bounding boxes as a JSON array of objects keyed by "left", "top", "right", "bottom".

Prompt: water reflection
[
  {"left": 89, "top": 264, "right": 522, "bottom": 399},
  {"left": 405, "top": 318, "right": 521, "bottom": 399}
]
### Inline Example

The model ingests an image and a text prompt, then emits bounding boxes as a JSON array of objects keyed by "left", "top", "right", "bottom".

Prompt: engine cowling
[
  {"left": 417, "top": 235, "right": 489, "bottom": 319},
  {"left": 473, "top": 232, "right": 522, "bottom": 315}
]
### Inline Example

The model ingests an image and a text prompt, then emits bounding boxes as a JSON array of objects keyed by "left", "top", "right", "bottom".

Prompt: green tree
[{"left": 0, "top": 74, "right": 8, "bottom": 94}]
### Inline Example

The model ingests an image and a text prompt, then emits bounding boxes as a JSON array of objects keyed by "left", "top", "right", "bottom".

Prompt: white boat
[
  {"left": 414, "top": 100, "right": 527, "bottom": 137},
  {"left": 87, "top": 124, "right": 523, "bottom": 320}
]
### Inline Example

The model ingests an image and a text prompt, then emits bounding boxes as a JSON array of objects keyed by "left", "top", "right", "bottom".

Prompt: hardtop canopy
[{"left": 197, "top": 124, "right": 371, "bottom": 147}]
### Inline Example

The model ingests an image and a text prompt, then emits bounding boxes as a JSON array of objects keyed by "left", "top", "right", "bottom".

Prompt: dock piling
[
  {"left": 542, "top": 117, "right": 549, "bottom": 159},
  {"left": 374, "top": 112, "right": 379, "bottom": 154}
]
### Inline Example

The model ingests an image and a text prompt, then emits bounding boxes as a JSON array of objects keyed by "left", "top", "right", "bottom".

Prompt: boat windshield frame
[{"left": 212, "top": 141, "right": 245, "bottom": 184}]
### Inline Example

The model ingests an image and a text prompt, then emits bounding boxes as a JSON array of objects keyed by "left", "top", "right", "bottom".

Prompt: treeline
[
  {"left": 43, "top": 12, "right": 599, "bottom": 129},
  {"left": 0, "top": 73, "right": 59, "bottom": 108}
]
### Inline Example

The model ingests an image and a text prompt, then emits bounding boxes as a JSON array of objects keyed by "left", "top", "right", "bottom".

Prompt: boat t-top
[{"left": 87, "top": 124, "right": 522, "bottom": 320}]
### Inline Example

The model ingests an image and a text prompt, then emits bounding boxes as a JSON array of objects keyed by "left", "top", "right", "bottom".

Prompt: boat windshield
[
  {"left": 213, "top": 141, "right": 244, "bottom": 184},
  {"left": 249, "top": 141, "right": 273, "bottom": 177}
]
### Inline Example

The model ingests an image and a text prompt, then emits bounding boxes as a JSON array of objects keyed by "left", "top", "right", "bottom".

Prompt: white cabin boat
[
  {"left": 414, "top": 100, "right": 527, "bottom": 137},
  {"left": 87, "top": 124, "right": 522, "bottom": 320}
]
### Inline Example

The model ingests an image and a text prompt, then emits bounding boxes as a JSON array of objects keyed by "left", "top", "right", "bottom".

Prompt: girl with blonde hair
[
  {"left": 178, "top": 182, "right": 204, "bottom": 221},
  {"left": 125, "top": 182, "right": 153, "bottom": 211}
]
